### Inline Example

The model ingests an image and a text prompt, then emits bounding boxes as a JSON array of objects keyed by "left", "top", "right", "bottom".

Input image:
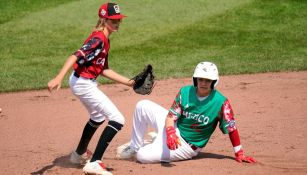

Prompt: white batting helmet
[{"left": 193, "top": 61, "right": 219, "bottom": 89}]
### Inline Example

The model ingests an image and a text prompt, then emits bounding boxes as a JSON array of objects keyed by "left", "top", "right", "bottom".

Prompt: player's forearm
[
  {"left": 55, "top": 55, "right": 77, "bottom": 81},
  {"left": 102, "top": 69, "right": 134, "bottom": 87},
  {"left": 229, "top": 129, "right": 242, "bottom": 153},
  {"left": 229, "top": 130, "right": 257, "bottom": 163},
  {"left": 165, "top": 113, "right": 175, "bottom": 128}
]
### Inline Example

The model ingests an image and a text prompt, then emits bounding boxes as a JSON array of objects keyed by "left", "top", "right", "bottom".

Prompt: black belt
[
  {"left": 74, "top": 72, "right": 95, "bottom": 80},
  {"left": 189, "top": 143, "right": 198, "bottom": 151},
  {"left": 183, "top": 138, "right": 199, "bottom": 151}
]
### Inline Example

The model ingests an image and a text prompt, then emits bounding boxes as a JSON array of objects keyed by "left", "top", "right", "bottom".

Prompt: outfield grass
[
  {"left": 0, "top": 0, "right": 306, "bottom": 92},
  {"left": 0, "top": 0, "right": 79, "bottom": 24}
]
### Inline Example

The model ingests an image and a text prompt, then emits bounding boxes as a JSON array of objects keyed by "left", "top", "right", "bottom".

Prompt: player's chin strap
[{"left": 106, "top": 23, "right": 118, "bottom": 32}]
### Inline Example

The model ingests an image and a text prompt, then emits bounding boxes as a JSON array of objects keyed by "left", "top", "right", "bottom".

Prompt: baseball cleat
[
  {"left": 116, "top": 145, "right": 136, "bottom": 159},
  {"left": 115, "top": 132, "right": 157, "bottom": 159},
  {"left": 116, "top": 141, "right": 131, "bottom": 155},
  {"left": 83, "top": 160, "right": 112, "bottom": 175},
  {"left": 70, "top": 149, "right": 92, "bottom": 165}
]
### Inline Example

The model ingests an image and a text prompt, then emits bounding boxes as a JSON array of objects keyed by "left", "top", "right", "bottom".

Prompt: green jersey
[{"left": 169, "top": 85, "right": 237, "bottom": 148}]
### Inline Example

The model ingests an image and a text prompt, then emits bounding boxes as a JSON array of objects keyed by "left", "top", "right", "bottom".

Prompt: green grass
[
  {"left": 0, "top": 0, "right": 79, "bottom": 24},
  {"left": 0, "top": 0, "right": 306, "bottom": 92}
]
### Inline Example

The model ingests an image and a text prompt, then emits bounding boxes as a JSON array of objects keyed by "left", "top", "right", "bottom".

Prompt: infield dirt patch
[{"left": 0, "top": 71, "right": 307, "bottom": 175}]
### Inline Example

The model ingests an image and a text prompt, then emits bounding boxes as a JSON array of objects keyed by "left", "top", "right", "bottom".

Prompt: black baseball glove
[{"left": 132, "top": 64, "right": 155, "bottom": 95}]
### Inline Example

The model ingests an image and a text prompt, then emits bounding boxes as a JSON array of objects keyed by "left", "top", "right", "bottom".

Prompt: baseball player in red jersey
[
  {"left": 117, "top": 62, "right": 256, "bottom": 164},
  {"left": 48, "top": 2, "right": 132, "bottom": 175}
]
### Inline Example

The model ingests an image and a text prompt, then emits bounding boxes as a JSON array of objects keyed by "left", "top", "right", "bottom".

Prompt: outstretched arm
[
  {"left": 102, "top": 69, "right": 134, "bottom": 87},
  {"left": 221, "top": 99, "right": 257, "bottom": 163},
  {"left": 47, "top": 55, "right": 77, "bottom": 92},
  {"left": 229, "top": 130, "right": 257, "bottom": 163}
]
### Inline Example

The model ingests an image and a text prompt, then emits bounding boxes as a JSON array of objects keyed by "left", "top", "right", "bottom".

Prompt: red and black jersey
[{"left": 73, "top": 31, "right": 110, "bottom": 79}]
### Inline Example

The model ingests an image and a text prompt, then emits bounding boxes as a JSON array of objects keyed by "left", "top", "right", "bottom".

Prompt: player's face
[
  {"left": 196, "top": 78, "right": 213, "bottom": 97},
  {"left": 106, "top": 19, "right": 122, "bottom": 32}
]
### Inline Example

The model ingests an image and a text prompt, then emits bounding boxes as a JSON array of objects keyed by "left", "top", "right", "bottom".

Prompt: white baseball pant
[
  {"left": 130, "top": 100, "right": 201, "bottom": 163},
  {"left": 69, "top": 71, "right": 125, "bottom": 124}
]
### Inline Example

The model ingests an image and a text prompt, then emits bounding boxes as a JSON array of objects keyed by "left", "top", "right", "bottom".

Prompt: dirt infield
[{"left": 1, "top": 71, "right": 307, "bottom": 175}]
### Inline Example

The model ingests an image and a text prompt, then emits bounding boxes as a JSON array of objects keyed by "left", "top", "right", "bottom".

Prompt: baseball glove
[{"left": 132, "top": 64, "right": 155, "bottom": 95}]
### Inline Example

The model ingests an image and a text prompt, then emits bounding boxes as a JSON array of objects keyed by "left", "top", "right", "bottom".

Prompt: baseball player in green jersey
[{"left": 116, "top": 61, "right": 256, "bottom": 164}]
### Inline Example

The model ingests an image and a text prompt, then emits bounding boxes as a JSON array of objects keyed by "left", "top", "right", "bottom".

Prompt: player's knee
[
  {"left": 88, "top": 119, "right": 104, "bottom": 128},
  {"left": 90, "top": 117, "right": 104, "bottom": 123},
  {"left": 109, "top": 112, "right": 125, "bottom": 125},
  {"left": 114, "top": 115, "right": 125, "bottom": 125}
]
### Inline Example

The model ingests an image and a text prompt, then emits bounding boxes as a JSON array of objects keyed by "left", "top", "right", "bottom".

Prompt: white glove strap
[{"left": 233, "top": 145, "right": 242, "bottom": 153}]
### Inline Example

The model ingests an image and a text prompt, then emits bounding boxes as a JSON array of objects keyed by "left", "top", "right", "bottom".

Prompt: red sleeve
[
  {"left": 220, "top": 99, "right": 237, "bottom": 133},
  {"left": 229, "top": 129, "right": 241, "bottom": 147}
]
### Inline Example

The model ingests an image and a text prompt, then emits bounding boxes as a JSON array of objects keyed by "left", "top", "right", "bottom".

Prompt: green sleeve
[{"left": 219, "top": 115, "right": 229, "bottom": 134}]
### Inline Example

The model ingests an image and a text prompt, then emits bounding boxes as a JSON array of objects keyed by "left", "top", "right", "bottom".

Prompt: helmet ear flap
[
  {"left": 211, "top": 80, "right": 217, "bottom": 89},
  {"left": 193, "top": 77, "right": 197, "bottom": 87}
]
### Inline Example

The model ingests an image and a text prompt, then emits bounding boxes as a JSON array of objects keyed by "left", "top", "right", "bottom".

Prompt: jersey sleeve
[
  {"left": 219, "top": 99, "right": 237, "bottom": 134},
  {"left": 74, "top": 37, "right": 104, "bottom": 64},
  {"left": 168, "top": 91, "right": 182, "bottom": 121}
]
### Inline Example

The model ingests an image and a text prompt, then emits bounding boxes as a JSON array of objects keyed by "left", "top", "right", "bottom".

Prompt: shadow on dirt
[
  {"left": 159, "top": 152, "right": 234, "bottom": 168},
  {"left": 161, "top": 162, "right": 176, "bottom": 167},
  {"left": 194, "top": 152, "right": 235, "bottom": 160},
  {"left": 30, "top": 152, "right": 234, "bottom": 174},
  {"left": 30, "top": 154, "right": 81, "bottom": 175}
]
